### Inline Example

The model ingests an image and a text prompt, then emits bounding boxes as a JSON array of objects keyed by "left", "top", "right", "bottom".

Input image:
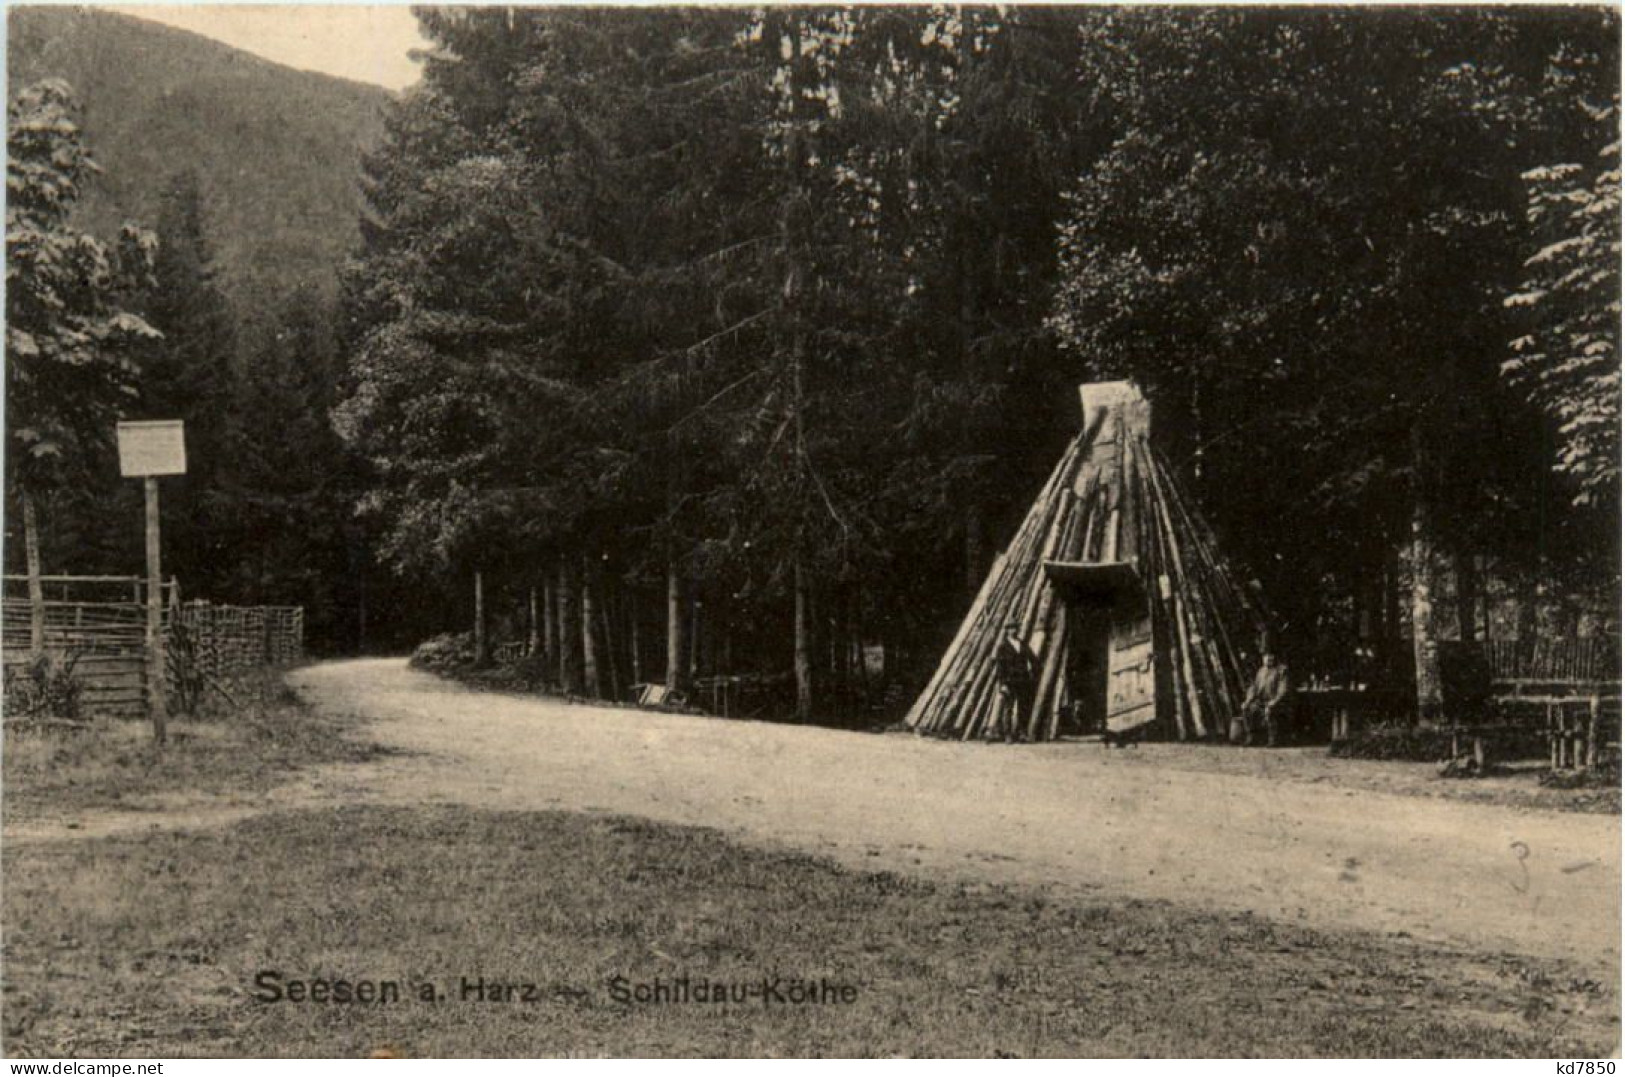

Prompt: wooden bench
[
  {"left": 1297, "top": 686, "right": 1409, "bottom": 743},
  {"left": 1483, "top": 693, "right": 1619, "bottom": 771},
  {"left": 1443, "top": 725, "right": 1490, "bottom": 769},
  {"left": 1534, "top": 695, "right": 1618, "bottom": 771}
]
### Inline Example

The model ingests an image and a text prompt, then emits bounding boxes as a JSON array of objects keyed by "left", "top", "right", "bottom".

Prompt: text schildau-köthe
[{"left": 608, "top": 974, "right": 858, "bottom": 1007}]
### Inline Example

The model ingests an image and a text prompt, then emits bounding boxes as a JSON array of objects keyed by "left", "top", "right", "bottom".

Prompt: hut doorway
[
  {"left": 1062, "top": 599, "right": 1111, "bottom": 736},
  {"left": 1043, "top": 560, "right": 1154, "bottom": 738}
]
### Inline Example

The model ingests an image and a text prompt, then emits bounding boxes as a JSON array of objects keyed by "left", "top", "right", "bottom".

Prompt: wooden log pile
[
  {"left": 174, "top": 601, "right": 305, "bottom": 679},
  {"left": 906, "top": 382, "right": 1267, "bottom": 742}
]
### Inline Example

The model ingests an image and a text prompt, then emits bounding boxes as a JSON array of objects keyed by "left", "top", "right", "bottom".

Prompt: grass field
[
  {"left": 2, "top": 668, "right": 387, "bottom": 822},
  {"left": 4, "top": 805, "right": 1616, "bottom": 1058}
]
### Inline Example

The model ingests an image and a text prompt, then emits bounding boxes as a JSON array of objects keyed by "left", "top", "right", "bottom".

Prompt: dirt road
[{"left": 292, "top": 659, "right": 1619, "bottom": 972}]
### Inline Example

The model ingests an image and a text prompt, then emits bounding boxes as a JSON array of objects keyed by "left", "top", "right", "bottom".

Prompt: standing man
[
  {"left": 994, "top": 618, "right": 1037, "bottom": 742},
  {"left": 1233, "top": 639, "right": 1294, "bottom": 747}
]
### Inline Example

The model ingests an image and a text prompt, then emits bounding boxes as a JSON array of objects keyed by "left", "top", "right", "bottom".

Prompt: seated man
[{"left": 1232, "top": 644, "right": 1293, "bottom": 747}]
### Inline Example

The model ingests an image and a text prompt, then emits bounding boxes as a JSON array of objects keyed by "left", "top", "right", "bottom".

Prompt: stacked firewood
[{"left": 906, "top": 384, "right": 1266, "bottom": 742}]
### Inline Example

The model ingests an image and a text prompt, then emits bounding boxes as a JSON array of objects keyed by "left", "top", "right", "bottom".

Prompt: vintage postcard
[{"left": 3, "top": 3, "right": 1619, "bottom": 1062}]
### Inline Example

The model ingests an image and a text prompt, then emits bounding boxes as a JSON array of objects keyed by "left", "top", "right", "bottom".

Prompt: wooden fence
[
  {"left": 1, "top": 575, "right": 179, "bottom": 716},
  {"left": 2, "top": 577, "right": 303, "bottom": 717},
  {"left": 1477, "top": 636, "right": 1618, "bottom": 691},
  {"left": 1445, "top": 636, "right": 1620, "bottom": 772},
  {"left": 173, "top": 601, "right": 304, "bottom": 679}
]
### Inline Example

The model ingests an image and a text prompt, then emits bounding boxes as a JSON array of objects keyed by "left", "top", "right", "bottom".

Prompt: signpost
[{"left": 116, "top": 420, "right": 187, "bottom": 745}]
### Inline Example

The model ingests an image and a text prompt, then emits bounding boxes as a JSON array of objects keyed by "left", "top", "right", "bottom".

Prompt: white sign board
[{"left": 117, "top": 420, "right": 187, "bottom": 477}]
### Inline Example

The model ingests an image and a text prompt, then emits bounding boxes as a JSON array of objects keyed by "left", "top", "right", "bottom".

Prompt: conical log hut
[{"left": 906, "top": 381, "right": 1268, "bottom": 741}]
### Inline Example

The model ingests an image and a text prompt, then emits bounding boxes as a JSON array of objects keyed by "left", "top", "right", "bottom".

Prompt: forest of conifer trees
[{"left": 8, "top": 6, "right": 1619, "bottom": 724}]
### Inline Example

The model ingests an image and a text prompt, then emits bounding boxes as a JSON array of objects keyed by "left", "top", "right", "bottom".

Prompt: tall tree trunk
[
  {"left": 580, "top": 556, "right": 601, "bottom": 698},
  {"left": 964, "top": 505, "right": 984, "bottom": 599},
  {"left": 1455, "top": 546, "right": 1480, "bottom": 644},
  {"left": 1557, "top": 598, "right": 1581, "bottom": 638},
  {"left": 1516, "top": 575, "right": 1541, "bottom": 641},
  {"left": 542, "top": 575, "right": 557, "bottom": 679},
  {"left": 849, "top": 588, "right": 864, "bottom": 690},
  {"left": 1380, "top": 537, "right": 1401, "bottom": 687},
  {"left": 1351, "top": 564, "right": 1368, "bottom": 648},
  {"left": 527, "top": 584, "right": 540, "bottom": 657},
  {"left": 689, "top": 593, "right": 702, "bottom": 682},
  {"left": 665, "top": 553, "right": 686, "bottom": 692},
  {"left": 826, "top": 593, "right": 839, "bottom": 695},
  {"left": 630, "top": 597, "right": 643, "bottom": 686},
  {"left": 357, "top": 564, "right": 368, "bottom": 655},
  {"left": 1190, "top": 374, "right": 1205, "bottom": 485},
  {"left": 600, "top": 580, "right": 620, "bottom": 701},
  {"left": 785, "top": 24, "right": 814, "bottom": 725},
  {"left": 957, "top": 154, "right": 986, "bottom": 604},
  {"left": 472, "top": 569, "right": 488, "bottom": 667},
  {"left": 557, "top": 559, "right": 580, "bottom": 694},
  {"left": 22, "top": 485, "right": 44, "bottom": 656},
  {"left": 1410, "top": 426, "right": 1442, "bottom": 722},
  {"left": 794, "top": 555, "right": 813, "bottom": 722}
]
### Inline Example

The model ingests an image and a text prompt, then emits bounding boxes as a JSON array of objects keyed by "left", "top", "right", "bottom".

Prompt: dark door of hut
[
  {"left": 1062, "top": 601, "right": 1111, "bottom": 735},
  {"left": 1044, "top": 559, "right": 1154, "bottom": 738}
]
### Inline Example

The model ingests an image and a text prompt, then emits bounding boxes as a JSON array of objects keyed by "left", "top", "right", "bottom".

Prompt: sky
[{"left": 120, "top": 4, "right": 431, "bottom": 91}]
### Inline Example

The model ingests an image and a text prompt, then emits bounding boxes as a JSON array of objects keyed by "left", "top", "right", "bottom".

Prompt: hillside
[{"left": 8, "top": 6, "right": 394, "bottom": 345}]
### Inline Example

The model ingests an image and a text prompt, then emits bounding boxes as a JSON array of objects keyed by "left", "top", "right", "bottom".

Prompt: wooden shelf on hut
[{"left": 1042, "top": 560, "right": 1145, "bottom": 608}]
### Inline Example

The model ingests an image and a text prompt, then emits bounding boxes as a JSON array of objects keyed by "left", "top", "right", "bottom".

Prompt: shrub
[
  {"left": 3, "top": 651, "right": 85, "bottom": 722},
  {"left": 166, "top": 618, "right": 207, "bottom": 716},
  {"left": 453, "top": 654, "right": 560, "bottom": 692},
  {"left": 1540, "top": 759, "right": 1622, "bottom": 789},
  {"left": 410, "top": 631, "right": 476, "bottom": 673},
  {"left": 1331, "top": 721, "right": 1548, "bottom": 762}
]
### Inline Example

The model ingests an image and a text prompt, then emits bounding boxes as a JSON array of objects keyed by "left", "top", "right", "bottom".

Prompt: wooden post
[
  {"left": 1586, "top": 695, "right": 1600, "bottom": 770},
  {"left": 22, "top": 486, "right": 45, "bottom": 657},
  {"left": 145, "top": 477, "right": 167, "bottom": 744}
]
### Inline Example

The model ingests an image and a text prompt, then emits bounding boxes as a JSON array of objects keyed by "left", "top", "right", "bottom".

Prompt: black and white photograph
[{"left": 2, "top": 2, "right": 1620, "bottom": 1060}]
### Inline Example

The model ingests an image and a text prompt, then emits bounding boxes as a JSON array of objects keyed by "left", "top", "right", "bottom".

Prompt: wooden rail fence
[
  {"left": 2, "top": 576, "right": 180, "bottom": 716},
  {"left": 2, "top": 577, "right": 303, "bottom": 717}
]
